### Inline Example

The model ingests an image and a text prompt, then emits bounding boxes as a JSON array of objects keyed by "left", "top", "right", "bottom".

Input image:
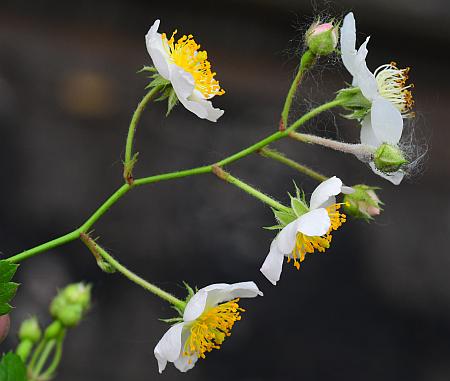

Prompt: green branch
[{"left": 259, "top": 147, "right": 327, "bottom": 182}]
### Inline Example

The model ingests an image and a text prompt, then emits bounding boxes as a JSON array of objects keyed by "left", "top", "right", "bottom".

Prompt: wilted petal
[
  {"left": 296, "top": 209, "right": 331, "bottom": 237},
  {"left": 340, "top": 13, "right": 358, "bottom": 76},
  {"left": 309, "top": 176, "right": 343, "bottom": 210},
  {"left": 154, "top": 322, "right": 184, "bottom": 373},
  {"left": 369, "top": 162, "right": 405, "bottom": 185},
  {"left": 260, "top": 240, "right": 285, "bottom": 285},
  {"left": 371, "top": 98, "right": 403, "bottom": 144}
]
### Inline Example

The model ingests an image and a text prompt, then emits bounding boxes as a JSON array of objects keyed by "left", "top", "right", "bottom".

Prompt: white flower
[
  {"left": 146, "top": 20, "right": 225, "bottom": 122},
  {"left": 260, "top": 177, "right": 349, "bottom": 285},
  {"left": 340, "top": 13, "right": 414, "bottom": 185},
  {"left": 154, "top": 282, "right": 262, "bottom": 373}
]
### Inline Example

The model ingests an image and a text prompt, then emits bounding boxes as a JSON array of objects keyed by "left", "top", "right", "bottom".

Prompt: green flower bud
[
  {"left": 50, "top": 283, "right": 92, "bottom": 327},
  {"left": 62, "top": 283, "right": 91, "bottom": 310},
  {"left": 306, "top": 21, "right": 339, "bottom": 56},
  {"left": 44, "top": 320, "right": 63, "bottom": 340},
  {"left": 335, "top": 87, "right": 371, "bottom": 119},
  {"left": 343, "top": 185, "right": 382, "bottom": 221},
  {"left": 16, "top": 340, "right": 33, "bottom": 362},
  {"left": 57, "top": 305, "right": 83, "bottom": 327},
  {"left": 374, "top": 143, "right": 408, "bottom": 173},
  {"left": 18, "top": 316, "right": 41, "bottom": 343}
]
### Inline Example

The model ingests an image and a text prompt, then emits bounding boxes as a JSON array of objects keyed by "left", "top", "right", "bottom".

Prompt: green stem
[
  {"left": 281, "top": 49, "right": 316, "bottom": 128},
  {"left": 259, "top": 147, "right": 327, "bottom": 182},
  {"left": 91, "top": 240, "right": 186, "bottom": 310},
  {"left": 123, "top": 86, "right": 162, "bottom": 182},
  {"left": 6, "top": 99, "right": 343, "bottom": 264},
  {"left": 28, "top": 339, "right": 45, "bottom": 371},
  {"left": 31, "top": 340, "right": 55, "bottom": 378},
  {"left": 40, "top": 332, "right": 65, "bottom": 379},
  {"left": 212, "top": 166, "right": 291, "bottom": 213}
]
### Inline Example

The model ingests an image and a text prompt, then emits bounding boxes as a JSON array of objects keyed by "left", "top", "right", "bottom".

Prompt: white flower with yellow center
[
  {"left": 260, "top": 177, "right": 348, "bottom": 285},
  {"left": 154, "top": 282, "right": 262, "bottom": 373},
  {"left": 146, "top": 20, "right": 225, "bottom": 122},
  {"left": 340, "top": 12, "right": 414, "bottom": 184}
]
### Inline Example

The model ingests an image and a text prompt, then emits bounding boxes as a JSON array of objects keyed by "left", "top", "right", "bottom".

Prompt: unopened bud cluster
[{"left": 50, "top": 283, "right": 91, "bottom": 327}]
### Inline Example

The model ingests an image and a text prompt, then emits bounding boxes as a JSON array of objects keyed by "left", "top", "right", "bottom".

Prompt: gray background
[{"left": 1, "top": 0, "right": 449, "bottom": 380}]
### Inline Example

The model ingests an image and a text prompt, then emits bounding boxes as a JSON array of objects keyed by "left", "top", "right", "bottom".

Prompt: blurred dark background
[{"left": 1, "top": 0, "right": 449, "bottom": 380}]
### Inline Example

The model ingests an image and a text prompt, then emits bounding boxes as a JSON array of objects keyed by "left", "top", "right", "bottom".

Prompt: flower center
[
  {"left": 183, "top": 298, "right": 244, "bottom": 360},
  {"left": 287, "top": 203, "right": 347, "bottom": 270},
  {"left": 162, "top": 31, "right": 225, "bottom": 99},
  {"left": 374, "top": 62, "right": 414, "bottom": 117}
]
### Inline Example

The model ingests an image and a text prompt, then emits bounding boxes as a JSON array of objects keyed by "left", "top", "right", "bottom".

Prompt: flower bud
[
  {"left": 44, "top": 320, "right": 63, "bottom": 340},
  {"left": 50, "top": 282, "right": 91, "bottom": 327},
  {"left": 306, "top": 21, "right": 339, "bottom": 56},
  {"left": 343, "top": 185, "right": 382, "bottom": 221},
  {"left": 18, "top": 316, "right": 41, "bottom": 343},
  {"left": 373, "top": 144, "right": 408, "bottom": 173},
  {"left": 16, "top": 340, "right": 33, "bottom": 362},
  {"left": 0, "top": 315, "right": 10, "bottom": 343}
]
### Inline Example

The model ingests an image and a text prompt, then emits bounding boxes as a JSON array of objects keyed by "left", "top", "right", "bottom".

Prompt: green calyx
[
  {"left": 50, "top": 283, "right": 91, "bottom": 327},
  {"left": 160, "top": 282, "right": 195, "bottom": 325},
  {"left": 266, "top": 183, "right": 309, "bottom": 230},
  {"left": 306, "top": 21, "right": 339, "bottom": 56},
  {"left": 374, "top": 143, "right": 408, "bottom": 173},
  {"left": 335, "top": 87, "right": 371, "bottom": 120},
  {"left": 139, "top": 66, "right": 179, "bottom": 116},
  {"left": 18, "top": 317, "right": 41, "bottom": 343},
  {"left": 343, "top": 185, "right": 383, "bottom": 222}
]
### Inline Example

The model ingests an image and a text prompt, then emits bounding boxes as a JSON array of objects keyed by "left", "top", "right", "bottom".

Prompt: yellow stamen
[
  {"left": 288, "top": 203, "right": 347, "bottom": 270},
  {"left": 161, "top": 31, "right": 225, "bottom": 98},
  {"left": 374, "top": 61, "right": 414, "bottom": 117},
  {"left": 183, "top": 298, "right": 243, "bottom": 360}
]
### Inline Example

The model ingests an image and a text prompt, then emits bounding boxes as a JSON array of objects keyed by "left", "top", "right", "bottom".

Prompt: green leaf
[
  {"left": 166, "top": 89, "right": 179, "bottom": 116},
  {"left": 0, "top": 261, "right": 19, "bottom": 316},
  {"left": 0, "top": 352, "right": 27, "bottom": 381}
]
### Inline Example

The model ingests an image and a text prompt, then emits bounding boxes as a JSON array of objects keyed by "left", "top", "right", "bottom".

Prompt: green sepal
[
  {"left": 154, "top": 87, "right": 172, "bottom": 102},
  {"left": 0, "top": 352, "right": 27, "bottom": 381},
  {"left": 263, "top": 224, "right": 284, "bottom": 231},
  {"left": 145, "top": 75, "right": 171, "bottom": 90},
  {"left": 159, "top": 317, "right": 184, "bottom": 325},
  {"left": 171, "top": 305, "right": 184, "bottom": 317},
  {"left": 272, "top": 209, "right": 296, "bottom": 226},
  {"left": 290, "top": 197, "right": 309, "bottom": 217},
  {"left": 0, "top": 260, "right": 19, "bottom": 316},
  {"left": 166, "top": 89, "right": 179, "bottom": 116},
  {"left": 137, "top": 65, "right": 158, "bottom": 74},
  {"left": 335, "top": 87, "right": 371, "bottom": 120}
]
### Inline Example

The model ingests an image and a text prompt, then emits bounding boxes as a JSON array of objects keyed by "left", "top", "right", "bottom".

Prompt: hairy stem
[
  {"left": 6, "top": 99, "right": 343, "bottom": 264},
  {"left": 281, "top": 50, "right": 316, "bottom": 128},
  {"left": 289, "top": 131, "right": 376, "bottom": 160},
  {"left": 84, "top": 236, "right": 186, "bottom": 310},
  {"left": 123, "top": 86, "right": 162, "bottom": 183},
  {"left": 259, "top": 147, "right": 327, "bottom": 182},
  {"left": 40, "top": 334, "right": 64, "bottom": 380},
  {"left": 212, "top": 166, "right": 291, "bottom": 213}
]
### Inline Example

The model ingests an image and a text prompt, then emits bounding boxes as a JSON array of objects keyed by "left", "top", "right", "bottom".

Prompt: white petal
[
  {"left": 297, "top": 209, "right": 331, "bottom": 237},
  {"left": 354, "top": 38, "right": 379, "bottom": 101},
  {"left": 200, "top": 282, "right": 263, "bottom": 309},
  {"left": 174, "top": 353, "right": 198, "bottom": 372},
  {"left": 171, "top": 68, "right": 224, "bottom": 122},
  {"left": 276, "top": 219, "right": 299, "bottom": 254},
  {"left": 369, "top": 162, "right": 405, "bottom": 185},
  {"left": 260, "top": 239, "right": 285, "bottom": 285},
  {"left": 340, "top": 13, "right": 358, "bottom": 76},
  {"left": 183, "top": 290, "right": 208, "bottom": 322},
  {"left": 154, "top": 322, "right": 184, "bottom": 373},
  {"left": 309, "top": 176, "right": 343, "bottom": 210},
  {"left": 360, "top": 114, "right": 380, "bottom": 147},
  {"left": 371, "top": 98, "right": 403, "bottom": 144},
  {"left": 145, "top": 20, "right": 171, "bottom": 80}
]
